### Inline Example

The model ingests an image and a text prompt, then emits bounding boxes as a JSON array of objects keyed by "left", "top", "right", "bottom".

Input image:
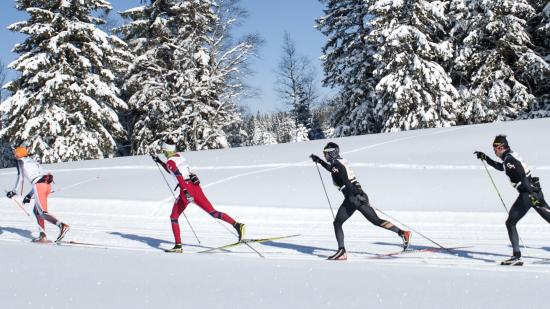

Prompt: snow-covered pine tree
[
  {"left": 316, "top": 0, "right": 379, "bottom": 135},
  {"left": 0, "top": 0, "right": 129, "bottom": 163},
  {"left": 249, "top": 113, "right": 277, "bottom": 145},
  {"left": 224, "top": 105, "right": 250, "bottom": 147},
  {"left": 270, "top": 111, "right": 309, "bottom": 143},
  {"left": 275, "top": 32, "right": 316, "bottom": 140},
  {"left": 312, "top": 98, "right": 337, "bottom": 139},
  {"left": 369, "top": 0, "right": 459, "bottom": 132},
  {"left": 118, "top": 0, "right": 234, "bottom": 154},
  {"left": 450, "top": 0, "right": 544, "bottom": 123},
  {"left": 309, "top": 112, "right": 326, "bottom": 140},
  {"left": 522, "top": 0, "right": 550, "bottom": 117}
]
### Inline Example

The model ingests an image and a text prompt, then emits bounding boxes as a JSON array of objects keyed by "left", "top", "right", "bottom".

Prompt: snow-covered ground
[{"left": 1, "top": 118, "right": 550, "bottom": 308}]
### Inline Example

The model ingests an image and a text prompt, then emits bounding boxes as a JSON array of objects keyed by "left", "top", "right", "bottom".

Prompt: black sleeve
[
  {"left": 317, "top": 158, "right": 331, "bottom": 171},
  {"left": 504, "top": 156, "right": 532, "bottom": 193},
  {"left": 332, "top": 161, "right": 359, "bottom": 195},
  {"left": 485, "top": 156, "right": 504, "bottom": 171}
]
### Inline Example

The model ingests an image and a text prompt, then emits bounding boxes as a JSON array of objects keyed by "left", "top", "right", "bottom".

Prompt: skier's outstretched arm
[
  {"left": 474, "top": 151, "right": 503, "bottom": 171},
  {"left": 310, "top": 154, "right": 330, "bottom": 170},
  {"left": 151, "top": 154, "right": 169, "bottom": 172}
]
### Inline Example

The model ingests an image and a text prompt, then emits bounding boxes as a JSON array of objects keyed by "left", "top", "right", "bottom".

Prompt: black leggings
[
  {"left": 333, "top": 194, "right": 401, "bottom": 249},
  {"left": 506, "top": 191, "right": 550, "bottom": 255}
]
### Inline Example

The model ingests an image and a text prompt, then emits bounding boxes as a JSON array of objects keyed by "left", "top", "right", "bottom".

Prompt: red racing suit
[{"left": 161, "top": 153, "right": 236, "bottom": 244}]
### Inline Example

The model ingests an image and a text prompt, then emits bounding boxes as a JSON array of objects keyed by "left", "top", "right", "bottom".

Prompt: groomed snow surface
[{"left": 1, "top": 118, "right": 550, "bottom": 309}]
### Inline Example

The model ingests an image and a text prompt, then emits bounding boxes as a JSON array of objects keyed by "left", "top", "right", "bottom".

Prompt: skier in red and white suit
[{"left": 152, "top": 142, "right": 246, "bottom": 253}]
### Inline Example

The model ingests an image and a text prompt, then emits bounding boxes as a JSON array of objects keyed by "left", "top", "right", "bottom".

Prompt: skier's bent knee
[{"left": 209, "top": 211, "right": 223, "bottom": 219}]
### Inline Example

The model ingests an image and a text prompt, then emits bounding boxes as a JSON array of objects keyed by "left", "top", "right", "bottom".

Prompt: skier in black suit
[{"left": 311, "top": 142, "right": 411, "bottom": 260}]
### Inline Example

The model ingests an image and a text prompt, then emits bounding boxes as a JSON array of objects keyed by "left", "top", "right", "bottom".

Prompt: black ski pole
[
  {"left": 314, "top": 162, "right": 336, "bottom": 220},
  {"left": 153, "top": 158, "right": 201, "bottom": 244},
  {"left": 372, "top": 205, "right": 453, "bottom": 254},
  {"left": 480, "top": 159, "right": 527, "bottom": 249},
  {"left": 480, "top": 160, "right": 509, "bottom": 212}
]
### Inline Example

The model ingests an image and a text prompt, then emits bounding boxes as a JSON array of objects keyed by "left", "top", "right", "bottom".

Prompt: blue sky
[{"left": 0, "top": 0, "right": 333, "bottom": 113}]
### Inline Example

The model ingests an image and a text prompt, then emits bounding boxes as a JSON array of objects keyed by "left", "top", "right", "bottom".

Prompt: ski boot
[
  {"left": 327, "top": 248, "right": 347, "bottom": 260},
  {"left": 32, "top": 232, "right": 48, "bottom": 243},
  {"left": 165, "top": 244, "right": 183, "bottom": 253},
  {"left": 55, "top": 223, "right": 70, "bottom": 242},
  {"left": 401, "top": 230, "right": 412, "bottom": 251},
  {"left": 501, "top": 255, "right": 523, "bottom": 266},
  {"left": 233, "top": 222, "right": 246, "bottom": 241}
]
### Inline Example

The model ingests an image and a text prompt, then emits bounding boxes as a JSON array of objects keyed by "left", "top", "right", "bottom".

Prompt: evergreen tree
[
  {"left": 249, "top": 113, "right": 277, "bottom": 145},
  {"left": 312, "top": 98, "right": 337, "bottom": 139},
  {"left": 309, "top": 114, "right": 326, "bottom": 140},
  {"left": 317, "top": 0, "right": 379, "bottom": 135},
  {"left": 523, "top": 0, "right": 550, "bottom": 117},
  {"left": 225, "top": 105, "right": 250, "bottom": 147},
  {"left": 275, "top": 32, "right": 316, "bottom": 140},
  {"left": 0, "top": 0, "right": 129, "bottom": 163},
  {"left": 450, "top": 0, "right": 544, "bottom": 123},
  {"left": 118, "top": 0, "right": 234, "bottom": 154},
  {"left": 272, "top": 112, "right": 309, "bottom": 143},
  {"left": 369, "top": 0, "right": 459, "bottom": 132}
]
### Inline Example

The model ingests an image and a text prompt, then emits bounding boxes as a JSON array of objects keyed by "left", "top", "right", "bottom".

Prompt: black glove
[
  {"left": 6, "top": 191, "right": 16, "bottom": 199},
  {"left": 190, "top": 173, "right": 200, "bottom": 185},
  {"left": 183, "top": 189, "right": 194, "bottom": 203},
  {"left": 474, "top": 151, "right": 486, "bottom": 160},
  {"left": 150, "top": 154, "right": 163, "bottom": 164},
  {"left": 310, "top": 154, "right": 322, "bottom": 163},
  {"left": 22, "top": 194, "right": 32, "bottom": 204},
  {"left": 530, "top": 194, "right": 541, "bottom": 207}
]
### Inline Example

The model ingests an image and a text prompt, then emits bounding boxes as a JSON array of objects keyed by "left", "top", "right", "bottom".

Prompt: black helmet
[
  {"left": 493, "top": 135, "right": 509, "bottom": 148},
  {"left": 323, "top": 142, "right": 340, "bottom": 162}
]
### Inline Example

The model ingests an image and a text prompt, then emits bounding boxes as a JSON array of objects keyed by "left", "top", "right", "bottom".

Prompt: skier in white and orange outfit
[
  {"left": 5, "top": 146, "right": 70, "bottom": 243},
  {"left": 152, "top": 142, "right": 246, "bottom": 253}
]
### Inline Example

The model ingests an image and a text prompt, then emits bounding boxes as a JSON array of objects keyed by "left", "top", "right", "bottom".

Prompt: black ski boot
[
  {"left": 233, "top": 222, "right": 246, "bottom": 241},
  {"left": 327, "top": 248, "right": 347, "bottom": 260},
  {"left": 501, "top": 255, "right": 523, "bottom": 266},
  {"left": 165, "top": 243, "right": 183, "bottom": 253}
]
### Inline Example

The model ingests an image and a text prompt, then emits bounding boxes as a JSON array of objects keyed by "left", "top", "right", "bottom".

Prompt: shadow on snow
[
  {"left": 0, "top": 226, "right": 34, "bottom": 240},
  {"left": 109, "top": 231, "right": 210, "bottom": 251}
]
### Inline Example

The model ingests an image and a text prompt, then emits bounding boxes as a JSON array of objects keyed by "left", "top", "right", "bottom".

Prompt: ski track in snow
[{"left": 2, "top": 204, "right": 550, "bottom": 272}]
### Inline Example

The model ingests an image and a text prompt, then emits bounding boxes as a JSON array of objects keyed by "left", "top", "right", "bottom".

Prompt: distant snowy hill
[
  {"left": 1, "top": 118, "right": 549, "bottom": 309},
  {"left": 1, "top": 117, "right": 548, "bottom": 212}
]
